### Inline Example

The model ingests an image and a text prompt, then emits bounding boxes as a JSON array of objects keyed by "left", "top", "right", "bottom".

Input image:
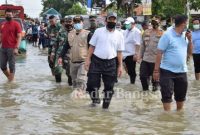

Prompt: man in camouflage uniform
[
  {"left": 139, "top": 16, "right": 164, "bottom": 91},
  {"left": 47, "top": 15, "right": 66, "bottom": 83},
  {"left": 59, "top": 16, "right": 74, "bottom": 86},
  {"left": 87, "top": 15, "right": 98, "bottom": 45}
]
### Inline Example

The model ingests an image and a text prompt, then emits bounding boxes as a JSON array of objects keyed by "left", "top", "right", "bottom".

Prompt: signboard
[
  {"left": 0, "top": 9, "right": 22, "bottom": 18},
  {"left": 0, "top": 10, "right": 5, "bottom": 17},
  {"left": 142, "top": 0, "right": 152, "bottom": 15}
]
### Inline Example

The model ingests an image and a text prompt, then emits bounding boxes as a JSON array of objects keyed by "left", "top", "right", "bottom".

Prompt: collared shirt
[
  {"left": 192, "top": 30, "right": 200, "bottom": 54},
  {"left": 141, "top": 28, "right": 163, "bottom": 63},
  {"left": 123, "top": 27, "right": 141, "bottom": 58},
  {"left": 89, "top": 27, "right": 124, "bottom": 59},
  {"left": 158, "top": 28, "right": 188, "bottom": 73}
]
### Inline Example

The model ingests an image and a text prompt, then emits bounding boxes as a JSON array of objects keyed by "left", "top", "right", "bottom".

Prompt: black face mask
[
  {"left": 6, "top": 16, "right": 12, "bottom": 21},
  {"left": 65, "top": 24, "right": 73, "bottom": 30},
  {"left": 90, "top": 22, "right": 97, "bottom": 29},
  {"left": 107, "top": 22, "right": 116, "bottom": 29},
  {"left": 152, "top": 24, "right": 159, "bottom": 29},
  {"left": 50, "top": 25, "right": 56, "bottom": 28}
]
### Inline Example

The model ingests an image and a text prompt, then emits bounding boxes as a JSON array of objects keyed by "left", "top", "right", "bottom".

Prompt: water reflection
[{"left": 0, "top": 44, "right": 200, "bottom": 134}]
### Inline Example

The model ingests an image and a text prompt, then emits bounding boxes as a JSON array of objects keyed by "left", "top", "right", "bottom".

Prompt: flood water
[{"left": 0, "top": 44, "right": 200, "bottom": 135}]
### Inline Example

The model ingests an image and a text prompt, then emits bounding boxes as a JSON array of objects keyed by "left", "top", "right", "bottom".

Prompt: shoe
[
  {"left": 55, "top": 74, "right": 62, "bottom": 83},
  {"left": 68, "top": 76, "right": 73, "bottom": 86},
  {"left": 130, "top": 77, "right": 135, "bottom": 84},
  {"left": 102, "top": 99, "right": 111, "bottom": 109},
  {"left": 89, "top": 101, "right": 101, "bottom": 107},
  {"left": 152, "top": 86, "right": 158, "bottom": 92}
]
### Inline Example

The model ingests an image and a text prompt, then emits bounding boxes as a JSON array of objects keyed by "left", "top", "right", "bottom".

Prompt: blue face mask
[{"left": 74, "top": 23, "right": 83, "bottom": 30}]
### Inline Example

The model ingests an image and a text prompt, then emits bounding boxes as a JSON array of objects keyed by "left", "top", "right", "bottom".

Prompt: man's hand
[
  {"left": 13, "top": 48, "right": 19, "bottom": 55},
  {"left": 153, "top": 71, "right": 160, "bottom": 81},
  {"left": 50, "top": 33, "right": 55, "bottom": 37},
  {"left": 84, "top": 58, "right": 91, "bottom": 71},
  {"left": 133, "top": 54, "right": 139, "bottom": 62},
  {"left": 117, "top": 64, "right": 123, "bottom": 77},
  {"left": 50, "top": 54, "right": 54, "bottom": 62},
  {"left": 58, "top": 57, "right": 62, "bottom": 64},
  {"left": 186, "top": 31, "right": 192, "bottom": 42}
]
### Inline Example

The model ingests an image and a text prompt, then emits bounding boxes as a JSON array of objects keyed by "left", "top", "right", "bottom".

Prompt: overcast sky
[{"left": 0, "top": 0, "right": 43, "bottom": 18}]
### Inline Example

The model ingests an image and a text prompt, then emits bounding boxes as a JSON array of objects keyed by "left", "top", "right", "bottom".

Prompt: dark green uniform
[{"left": 47, "top": 23, "right": 66, "bottom": 82}]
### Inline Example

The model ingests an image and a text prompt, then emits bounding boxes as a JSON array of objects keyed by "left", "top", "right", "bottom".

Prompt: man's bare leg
[
  {"left": 8, "top": 73, "right": 15, "bottom": 82},
  {"left": 176, "top": 101, "right": 184, "bottom": 111},
  {"left": 3, "top": 69, "right": 10, "bottom": 79},
  {"left": 195, "top": 73, "right": 200, "bottom": 80},
  {"left": 163, "top": 103, "right": 171, "bottom": 111}
]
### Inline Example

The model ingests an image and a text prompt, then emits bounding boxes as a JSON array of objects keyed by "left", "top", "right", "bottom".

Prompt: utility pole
[
  {"left": 186, "top": 0, "right": 190, "bottom": 28},
  {"left": 5, "top": 0, "right": 8, "bottom": 4}
]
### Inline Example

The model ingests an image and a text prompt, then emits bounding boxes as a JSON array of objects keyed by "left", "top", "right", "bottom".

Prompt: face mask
[
  {"left": 90, "top": 22, "right": 97, "bottom": 29},
  {"left": 151, "top": 21, "right": 159, "bottom": 29},
  {"left": 65, "top": 24, "right": 73, "bottom": 30},
  {"left": 5, "top": 16, "right": 12, "bottom": 21},
  {"left": 107, "top": 22, "right": 116, "bottom": 29},
  {"left": 74, "top": 23, "right": 83, "bottom": 30},
  {"left": 152, "top": 24, "right": 159, "bottom": 29},
  {"left": 193, "top": 24, "right": 200, "bottom": 30},
  {"left": 125, "top": 24, "right": 132, "bottom": 30}
]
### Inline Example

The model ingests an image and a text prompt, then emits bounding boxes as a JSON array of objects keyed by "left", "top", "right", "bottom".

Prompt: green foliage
[
  {"left": 66, "top": 3, "right": 87, "bottom": 15},
  {"left": 41, "top": 0, "right": 87, "bottom": 17},
  {"left": 152, "top": 0, "right": 200, "bottom": 19}
]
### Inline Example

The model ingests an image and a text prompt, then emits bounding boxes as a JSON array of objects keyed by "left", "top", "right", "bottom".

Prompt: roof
[{"left": 43, "top": 8, "right": 61, "bottom": 17}]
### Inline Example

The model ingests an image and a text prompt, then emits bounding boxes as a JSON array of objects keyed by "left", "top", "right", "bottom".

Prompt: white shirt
[
  {"left": 123, "top": 27, "right": 141, "bottom": 58},
  {"left": 89, "top": 27, "right": 125, "bottom": 59}
]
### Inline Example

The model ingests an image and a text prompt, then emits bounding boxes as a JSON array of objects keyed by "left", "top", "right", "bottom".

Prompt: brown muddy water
[{"left": 0, "top": 44, "right": 200, "bottom": 135}]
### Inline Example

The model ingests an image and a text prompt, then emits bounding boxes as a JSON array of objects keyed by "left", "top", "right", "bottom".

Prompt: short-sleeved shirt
[
  {"left": 157, "top": 28, "right": 188, "bottom": 73},
  {"left": 0, "top": 20, "right": 22, "bottom": 48},
  {"left": 89, "top": 27, "right": 124, "bottom": 59},
  {"left": 141, "top": 28, "right": 163, "bottom": 63},
  {"left": 32, "top": 25, "right": 38, "bottom": 34},
  {"left": 123, "top": 27, "right": 141, "bottom": 58},
  {"left": 192, "top": 30, "right": 200, "bottom": 54}
]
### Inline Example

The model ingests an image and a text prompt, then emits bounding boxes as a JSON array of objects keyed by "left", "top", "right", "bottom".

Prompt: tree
[
  {"left": 66, "top": 3, "right": 87, "bottom": 15},
  {"left": 41, "top": 0, "right": 87, "bottom": 17},
  {"left": 152, "top": 0, "right": 200, "bottom": 19}
]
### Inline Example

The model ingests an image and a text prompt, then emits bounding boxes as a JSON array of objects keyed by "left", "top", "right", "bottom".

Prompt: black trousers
[
  {"left": 86, "top": 55, "right": 117, "bottom": 109},
  {"left": 124, "top": 55, "right": 136, "bottom": 83},
  {"left": 140, "top": 61, "right": 159, "bottom": 90},
  {"left": 193, "top": 54, "right": 200, "bottom": 73},
  {"left": 160, "top": 68, "right": 187, "bottom": 103}
]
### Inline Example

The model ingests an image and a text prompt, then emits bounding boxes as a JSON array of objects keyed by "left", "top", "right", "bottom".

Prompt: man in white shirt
[
  {"left": 85, "top": 12, "right": 125, "bottom": 109},
  {"left": 123, "top": 17, "right": 142, "bottom": 84}
]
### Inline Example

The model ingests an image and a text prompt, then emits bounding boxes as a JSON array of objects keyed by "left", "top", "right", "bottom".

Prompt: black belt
[
  {"left": 72, "top": 61, "right": 84, "bottom": 63},
  {"left": 92, "top": 54, "right": 117, "bottom": 62}
]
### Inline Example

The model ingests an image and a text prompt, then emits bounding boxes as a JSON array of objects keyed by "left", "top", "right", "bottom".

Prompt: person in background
[
  {"left": 123, "top": 17, "right": 142, "bottom": 84},
  {"left": 60, "top": 18, "right": 65, "bottom": 28},
  {"left": 85, "top": 12, "right": 124, "bottom": 109},
  {"left": 116, "top": 21, "right": 124, "bottom": 34},
  {"left": 38, "top": 24, "right": 47, "bottom": 49},
  {"left": 87, "top": 15, "right": 98, "bottom": 45},
  {"left": 191, "top": 18, "right": 200, "bottom": 80},
  {"left": 31, "top": 21, "right": 39, "bottom": 46},
  {"left": 141, "top": 21, "right": 149, "bottom": 35},
  {"left": 0, "top": 9, "right": 22, "bottom": 82},
  {"left": 140, "top": 16, "right": 163, "bottom": 91},
  {"left": 153, "top": 15, "right": 193, "bottom": 111}
]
